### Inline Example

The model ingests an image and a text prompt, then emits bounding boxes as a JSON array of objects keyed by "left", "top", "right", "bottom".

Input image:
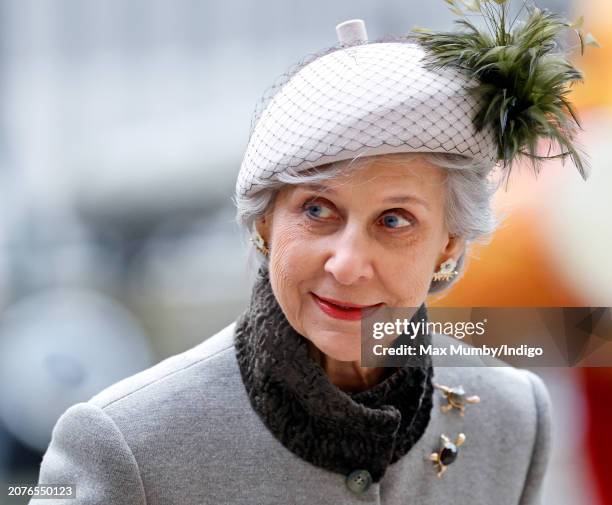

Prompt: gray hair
[{"left": 233, "top": 152, "right": 504, "bottom": 294}]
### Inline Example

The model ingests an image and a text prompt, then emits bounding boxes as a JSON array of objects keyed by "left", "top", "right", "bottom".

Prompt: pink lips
[{"left": 311, "top": 293, "right": 384, "bottom": 321}]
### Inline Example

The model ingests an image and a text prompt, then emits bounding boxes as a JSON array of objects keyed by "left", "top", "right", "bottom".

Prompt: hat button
[{"left": 335, "top": 19, "right": 368, "bottom": 45}]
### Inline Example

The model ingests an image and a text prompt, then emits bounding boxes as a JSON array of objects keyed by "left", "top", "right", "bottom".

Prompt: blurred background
[{"left": 0, "top": 0, "right": 610, "bottom": 504}]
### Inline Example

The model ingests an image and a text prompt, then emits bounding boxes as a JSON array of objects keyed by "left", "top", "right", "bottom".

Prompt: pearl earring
[{"left": 433, "top": 258, "right": 458, "bottom": 282}]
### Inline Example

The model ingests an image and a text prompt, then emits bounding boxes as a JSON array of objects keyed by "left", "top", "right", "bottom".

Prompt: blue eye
[
  {"left": 305, "top": 202, "right": 333, "bottom": 219},
  {"left": 381, "top": 212, "right": 413, "bottom": 229}
]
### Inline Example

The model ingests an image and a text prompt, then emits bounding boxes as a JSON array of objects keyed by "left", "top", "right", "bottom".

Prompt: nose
[{"left": 324, "top": 223, "right": 375, "bottom": 285}]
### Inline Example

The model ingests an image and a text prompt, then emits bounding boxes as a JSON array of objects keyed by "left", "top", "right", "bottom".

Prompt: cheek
[
  {"left": 388, "top": 267, "right": 431, "bottom": 305},
  {"left": 380, "top": 238, "right": 440, "bottom": 305},
  {"left": 270, "top": 205, "right": 328, "bottom": 260},
  {"left": 268, "top": 218, "right": 315, "bottom": 325},
  {"left": 270, "top": 221, "right": 313, "bottom": 281}
]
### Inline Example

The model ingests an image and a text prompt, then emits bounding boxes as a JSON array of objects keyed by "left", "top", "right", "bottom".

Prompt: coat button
[{"left": 346, "top": 469, "right": 372, "bottom": 494}]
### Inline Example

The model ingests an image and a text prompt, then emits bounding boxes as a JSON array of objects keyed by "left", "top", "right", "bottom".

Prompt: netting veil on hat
[{"left": 236, "top": 19, "right": 498, "bottom": 200}]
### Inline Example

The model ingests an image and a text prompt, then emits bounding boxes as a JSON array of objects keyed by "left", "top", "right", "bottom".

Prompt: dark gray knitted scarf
[{"left": 234, "top": 266, "right": 434, "bottom": 483}]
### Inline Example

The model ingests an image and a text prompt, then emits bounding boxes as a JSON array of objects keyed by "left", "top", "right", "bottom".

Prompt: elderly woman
[{"left": 31, "top": 3, "right": 589, "bottom": 504}]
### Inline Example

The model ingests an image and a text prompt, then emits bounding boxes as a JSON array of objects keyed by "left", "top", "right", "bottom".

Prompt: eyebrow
[{"left": 301, "top": 183, "right": 431, "bottom": 210}]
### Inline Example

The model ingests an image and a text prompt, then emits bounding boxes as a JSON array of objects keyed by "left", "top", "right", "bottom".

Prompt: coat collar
[{"left": 234, "top": 266, "right": 433, "bottom": 483}]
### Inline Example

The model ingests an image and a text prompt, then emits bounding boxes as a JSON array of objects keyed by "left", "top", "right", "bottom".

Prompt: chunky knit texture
[{"left": 234, "top": 266, "right": 433, "bottom": 482}]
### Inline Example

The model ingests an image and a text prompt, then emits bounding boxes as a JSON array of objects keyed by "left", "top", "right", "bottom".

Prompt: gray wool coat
[{"left": 29, "top": 321, "right": 552, "bottom": 505}]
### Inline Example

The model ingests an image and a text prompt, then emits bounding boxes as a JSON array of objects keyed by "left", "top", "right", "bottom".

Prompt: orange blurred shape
[
  {"left": 428, "top": 163, "right": 583, "bottom": 308},
  {"left": 571, "top": 0, "right": 612, "bottom": 109},
  {"left": 429, "top": 210, "right": 582, "bottom": 308}
]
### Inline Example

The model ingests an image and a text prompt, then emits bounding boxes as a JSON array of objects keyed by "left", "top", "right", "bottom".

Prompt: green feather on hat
[{"left": 412, "top": 0, "right": 599, "bottom": 183}]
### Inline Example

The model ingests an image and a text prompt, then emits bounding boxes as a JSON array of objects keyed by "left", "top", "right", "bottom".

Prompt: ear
[
  {"left": 254, "top": 213, "right": 271, "bottom": 243},
  {"left": 437, "top": 234, "right": 466, "bottom": 266}
]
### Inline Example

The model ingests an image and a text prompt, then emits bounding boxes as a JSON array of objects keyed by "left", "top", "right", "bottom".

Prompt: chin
[{"left": 307, "top": 330, "right": 362, "bottom": 362}]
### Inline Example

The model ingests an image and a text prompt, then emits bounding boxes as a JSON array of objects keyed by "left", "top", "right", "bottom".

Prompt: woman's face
[{"left": 256, "top": 154, "right": 465, "bottom": 362}]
